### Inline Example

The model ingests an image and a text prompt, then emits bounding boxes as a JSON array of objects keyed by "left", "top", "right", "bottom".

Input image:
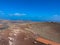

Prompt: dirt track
[{"left": 0, "top": 20, "right": 60, "bottom": 45}]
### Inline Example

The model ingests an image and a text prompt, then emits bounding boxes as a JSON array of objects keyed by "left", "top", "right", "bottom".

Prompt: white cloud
[
  {"left": 9, "top": 13, "right": 27, "bottom": 16},
  {"left": 50, "top": 15, "right": 60, "bottom": 22}
]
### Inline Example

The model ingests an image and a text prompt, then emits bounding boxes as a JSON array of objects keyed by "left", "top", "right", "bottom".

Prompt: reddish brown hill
[{"left": 0, "top": 20, "right": 60, "bottom": 45}]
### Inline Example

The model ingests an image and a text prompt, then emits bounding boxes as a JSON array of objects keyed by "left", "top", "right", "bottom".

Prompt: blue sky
[{"left": 0, "top": 0, "right": 60, "bottom": 22}]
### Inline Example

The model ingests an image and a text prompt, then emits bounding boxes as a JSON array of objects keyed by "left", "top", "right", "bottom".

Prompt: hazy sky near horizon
[{"left": 0, "top": 0, "right": 60, "bottom": 22}]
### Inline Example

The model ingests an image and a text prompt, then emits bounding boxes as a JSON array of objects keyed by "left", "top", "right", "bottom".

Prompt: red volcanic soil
[
  {"left": 36, "top": 37, "right": 60, "bottom": 45},
  {"left": 0, "top": 21, "right": 60, "bottom": 45},
  {"left": 0, "top": 29, "right": 47, "bottom": 45}
]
